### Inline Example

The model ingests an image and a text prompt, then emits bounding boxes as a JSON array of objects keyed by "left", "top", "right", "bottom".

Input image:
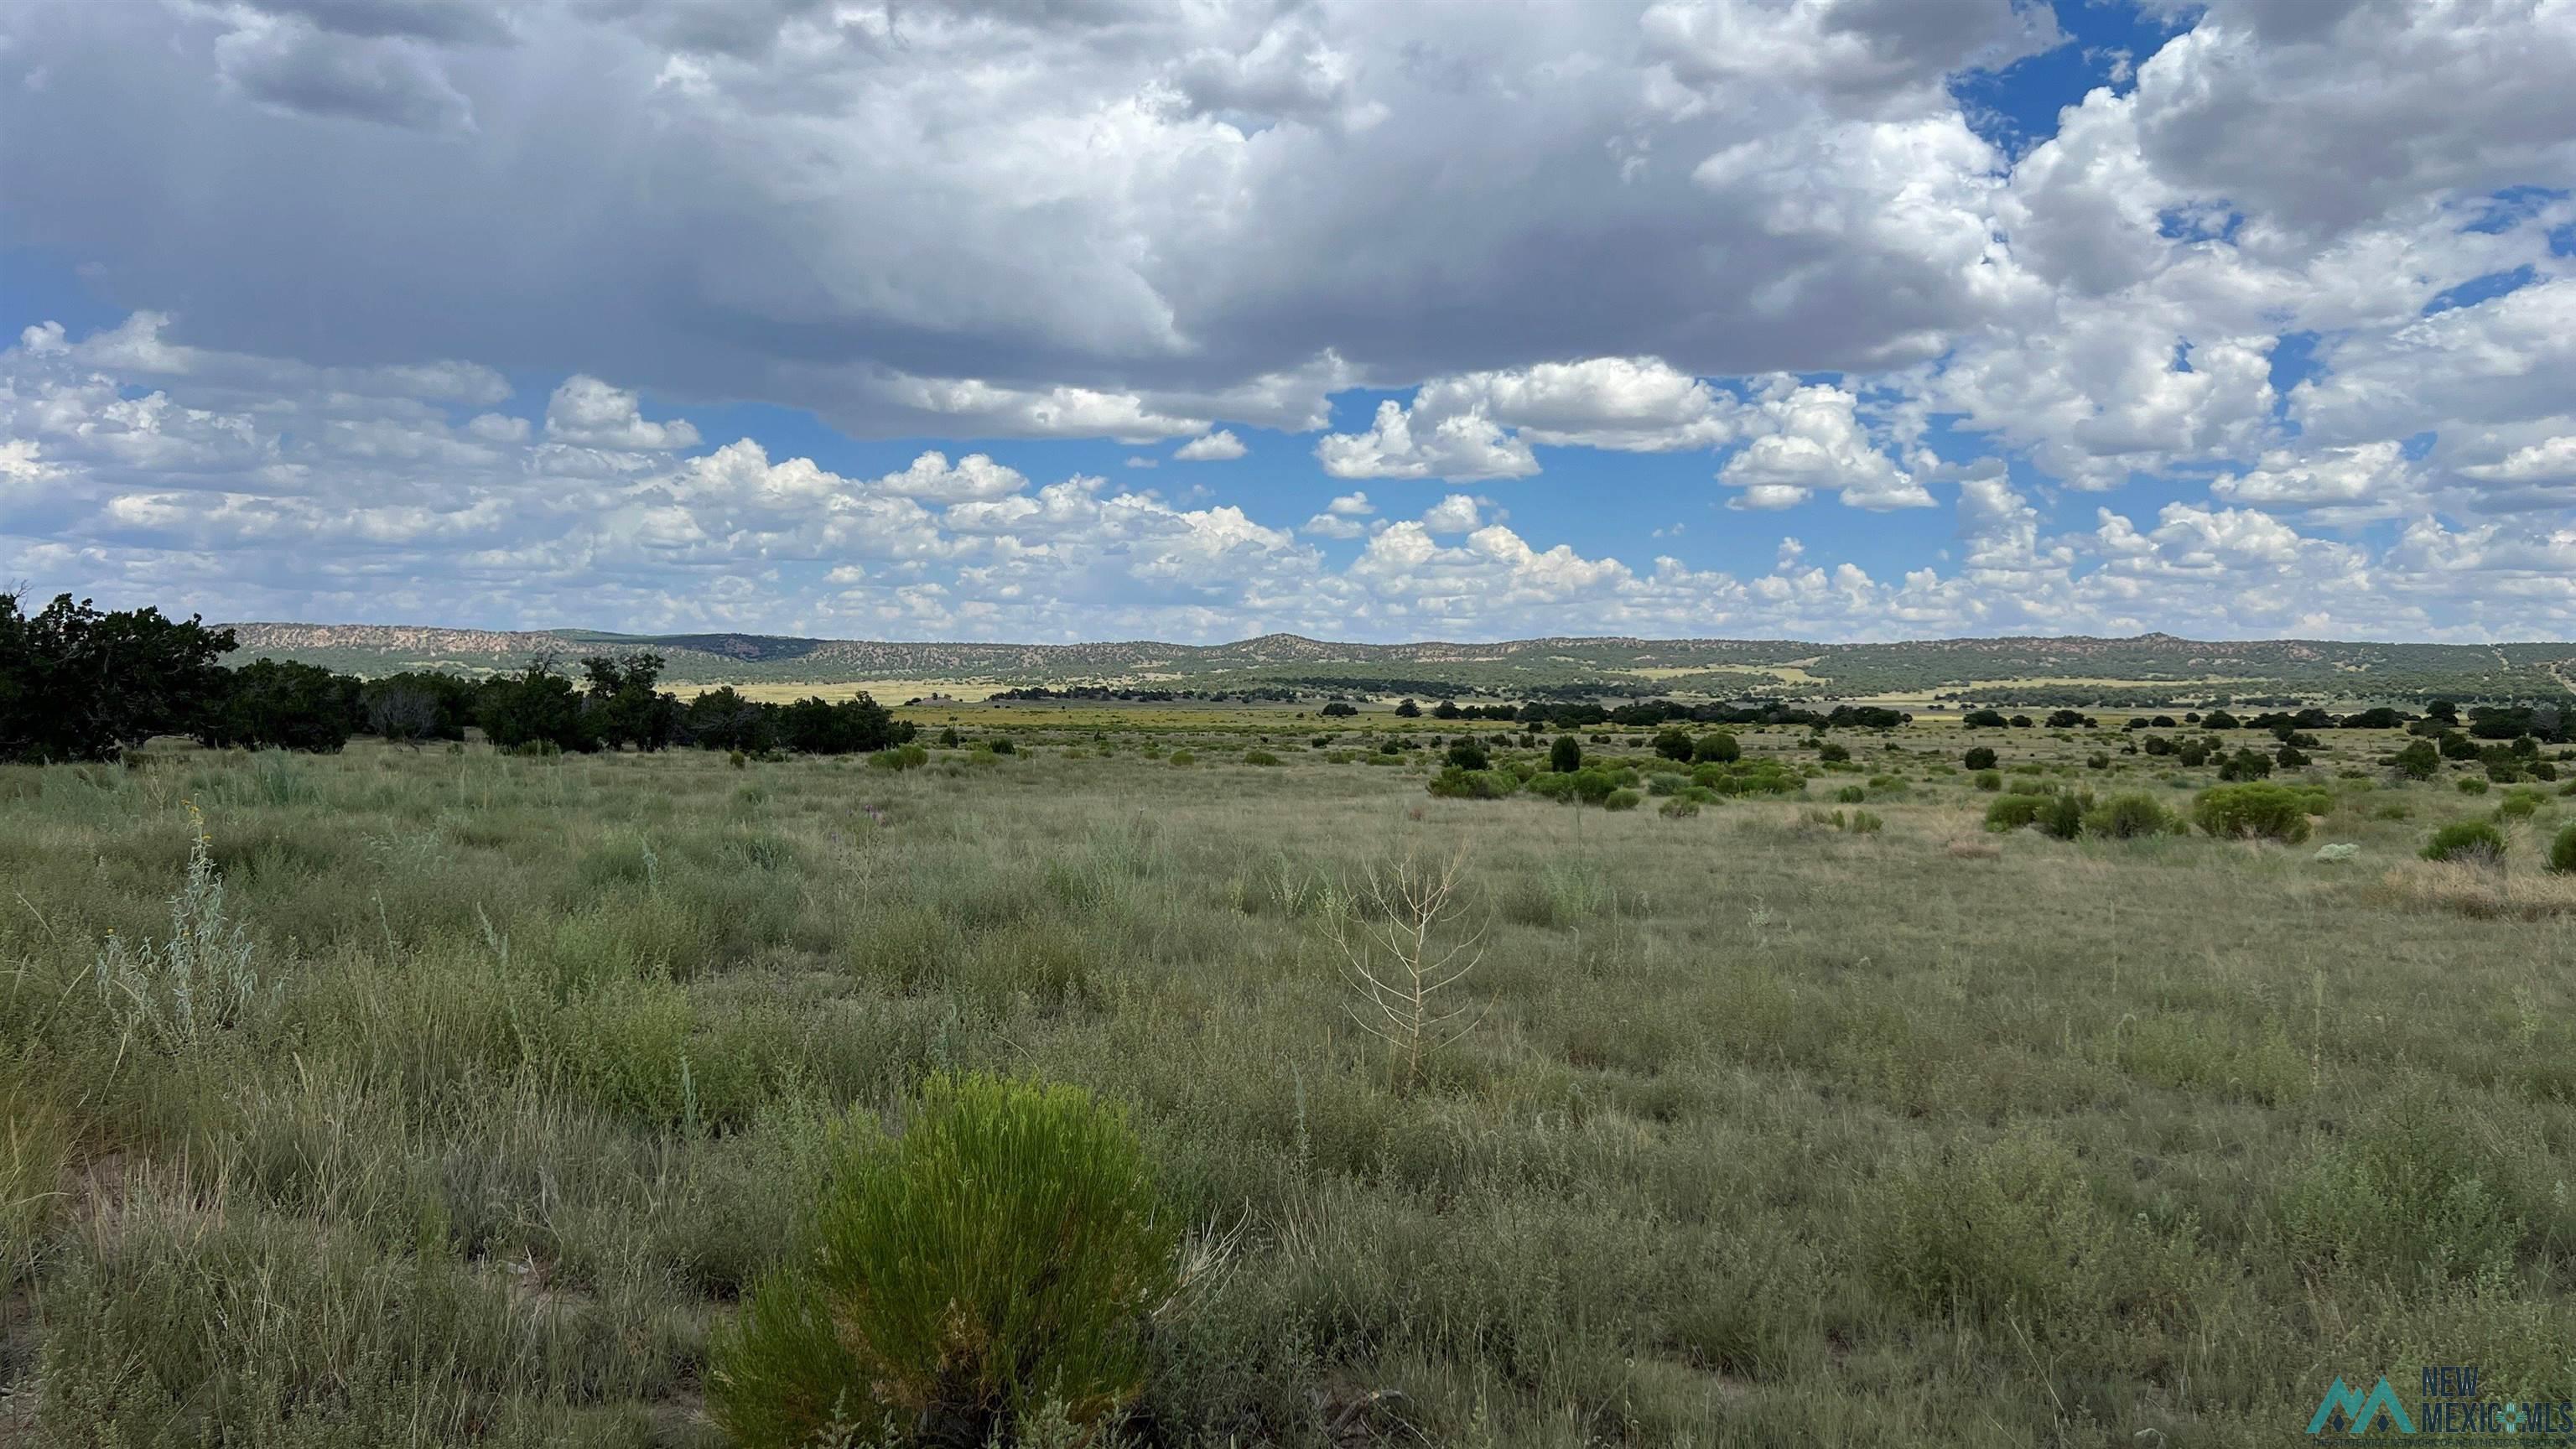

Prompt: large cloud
[{"left": 3, "top": 2, "right": 2574, "bottom": 641}]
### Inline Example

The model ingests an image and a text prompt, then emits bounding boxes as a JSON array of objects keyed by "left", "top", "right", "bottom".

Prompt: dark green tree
[
  {"left": 198, "top": 658, "right": 362, "bottom": 751},
  {"left": 1693, "top": 732, "right": 1741, "bottom": 764},
  {"left": 581, "top": 652, "right": 681, "bottom": 751},
  {"left": 479, "top": 658, "right": 598, "bottom": 752},
  {"left": 0, "top": 591, "right": 236, "bottom": 761}
]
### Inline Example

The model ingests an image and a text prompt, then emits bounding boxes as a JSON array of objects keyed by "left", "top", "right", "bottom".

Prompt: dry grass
[
  {"left": 0, "top": 721, "right": 2570, "bottom": 1446},
  {"left": 2376, "top": 860, "right": 2576, "bottom": 919}
]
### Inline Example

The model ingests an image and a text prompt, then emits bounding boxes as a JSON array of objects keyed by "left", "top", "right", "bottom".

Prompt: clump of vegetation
[
  {"left": 1426, "top": 765, "right": 1514, "bottom": 799},
  {"left": 2421, "top": 820, "right": 2506, "bottom": 864},
  {"left": 2191, "top": 783, "right": 2324, "bottom": 844},
  {"left": 2218, "top": 747, "right": 2274, "bottom": 782},
  {"left": 711, "top": 1074, "right": 1178, "bottom": 1449},
  {"left": 1693, "top": 731, "right": 1741, "bottom": 764},
  {"left": 2547, "top": 822, "right": 2576, "bottom": 875},
  {"left": 1962, "top": 746, "right": 1997, "bottom": 771},
  {"left": 1243, "top": 750, "right": 1282, "bottom": 766},
  {"left": 1549, "top": 735, "right": 1581, "bottom": 772},
  {"left": 88, "top": 808, "right": 278, "bottom": 1054},
  {"left": 2081, "top": 792, "right": 2179, "bottom": 839}
]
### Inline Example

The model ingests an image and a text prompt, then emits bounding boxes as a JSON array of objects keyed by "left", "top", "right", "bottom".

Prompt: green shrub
[
  {"left": 1983, "top": 795, "right": 2046, "bottom": 833},
  {"left": 1962, "top": 746, "right": 1997, "bottom": 771},
  {"left": 2493, "top": 789, "right": 2542, "bottom": 820},
  {"left": 1972, "top": 770, "right": 2002, "bottom": 792},
  {"left": 1167, "top": 750, "right": 1197, "bottom": 766},
  {"left": 1242, "top": 750, "right": 1282, "bottom": 766},
  {"left": 1426, "top": 766, "right": 1513, "bottom": 800},
  {"left": 2036, "top": 792, "right": 2087, "bottom": 840},
  {"left": 1602, "top": 788, "right": 1642, "bottom": 812},
  {"left": 2191, "top": 783, "right": 2321, "bottom": 844},
  {"left": 1692, "top": 731, "right": 1741, "bottom": 764},
  {"left": 2083, "top": 792, "right": 2178, "bottom": 839},
  {"left": 2218, "top": 748, "right": 2273, "bottom": 782},
  {"left": 710, "top": 1075, "right": 1176, "bottom": 1448},
  {"left": 1816, "top": 741, "right": 1851, "bottom": 763},
  {"left": 987, "top": 736, "right": 1016, "bottom": 756},
  {"left": 868, "top": 744, "right": 929, "bottom": 771},
  {"left": 2457, "top": 776, "right": 2489, "bottom": 795},
  {"left": 2420, "top": 821, "right": 2506, "bottom": 864},
  {"left": 1657, "top": 796, "right": 1701, "bottom": 818},
  {"left": 1445, "top": 740, "right": 1489, "bottom": 771},
  {"left": 1834, "top": 785, "right": 1866, "bottom": 804},
  {"left": 2279, "top": 1093, "right": 2524, "bottom": 1283},
  {"left": 2547, "top": 822, "right": 2576, "bottom": 875},
  {"left": 2393, "top": 739, "right": 2439, "bottom": 780},
  {"left": 1549, "top": 735, "right": 1581, "bottom": 773},
  {"left": 1847, "top": 810, "right": 1884, "bottom": 834}
]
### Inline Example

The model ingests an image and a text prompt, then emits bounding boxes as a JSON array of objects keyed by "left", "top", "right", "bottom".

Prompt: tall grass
[{"left": 0, "top": 729, "right": 2569, "bottom": 1446}]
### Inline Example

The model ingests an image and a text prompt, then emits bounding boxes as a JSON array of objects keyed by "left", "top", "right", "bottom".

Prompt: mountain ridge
[{"left": 214, "top": 622, "right": 2576, "bottom": 704}]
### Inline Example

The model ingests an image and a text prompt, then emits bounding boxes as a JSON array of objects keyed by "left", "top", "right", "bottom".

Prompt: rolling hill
[{"left": 217, "top": 623, "right": 2576, "bottom": 706}]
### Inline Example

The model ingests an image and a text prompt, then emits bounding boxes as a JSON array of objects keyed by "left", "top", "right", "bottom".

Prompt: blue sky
[{"left": 2, "top": 0, "right": 2572, "bottom": 643}]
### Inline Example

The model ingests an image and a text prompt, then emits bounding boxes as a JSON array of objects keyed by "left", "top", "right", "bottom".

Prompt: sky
[{"left": 0, "top": 0, "right": 2572, "bottom": 646}]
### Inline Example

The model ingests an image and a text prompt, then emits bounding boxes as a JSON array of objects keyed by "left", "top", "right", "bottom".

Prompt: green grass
[{"left": 2, "top": 724, "right": 2573, "bottom": 1446}]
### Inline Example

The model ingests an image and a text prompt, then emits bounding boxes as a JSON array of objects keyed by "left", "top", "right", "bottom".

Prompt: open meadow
[{"left": 4, "top": 714, "right": 2574, "bottom": 1446}]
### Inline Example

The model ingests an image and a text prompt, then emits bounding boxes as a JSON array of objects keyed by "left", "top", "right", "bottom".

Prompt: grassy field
[{"left": 3, "top": 717, "right": 2573, "bottom": 1446}]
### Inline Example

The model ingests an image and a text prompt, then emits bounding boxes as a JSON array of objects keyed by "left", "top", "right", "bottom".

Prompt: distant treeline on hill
[
  {"left": 1432, "top": 698, "right": 1914, "bottom": 730},
  {"left": 0, "top": 593, "right": 913, "bottom": 763},
  {"left": 984, "top": 683, "right": 1303, "bottom": 704}
]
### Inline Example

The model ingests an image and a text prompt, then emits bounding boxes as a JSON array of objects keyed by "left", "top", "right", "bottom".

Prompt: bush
[
  {"left": 2217, "top": 748, "right": 2274, "bottom": 782},
  {"left": 1657, "top": 796, "right": 1700, "bottom": 818},
  {"left": 2036, "top": 792, "right": 2087, "bottom": 840},
  {"left": 710, "top": 1075, "right": 1176, "bottom": 1449},
  {"left": 1602, "top": 787, "right": 1642, "bottom": 812},
  {"left": 1834, "top": 785, "right": 1866, "bottom": 803},
  {"left": 1426, "top": 765, "right": 1514, "bottom": 799},
  {"left": 1654, "top": 728, "right": 1696, "bottom": 761},
  {"left": 867, "top": 743, "right": 929, "bottom": 771},
  {"left": 1962, "top": 746, "right": 1997, "bottom": 771},
  {"left": 2420, "top": 821, "right": 2506, "bottom": 864},
  {"left": 2083, "top": 793, "right": 2178, "bottom": 839},
  {"left": 2393, "top": 739, "right": 2439, "bottom": 779},
  {"left": 1243, "top": 749, "right": 1282, "bottom": 766},
  {"left": 1972, "top": 770, "right": 2002, "bottom": 792},
  {"left": 2191, "top": 783, "right": 2321, "bottom": 844},
  {"left": 1549, "top": 735, "right": 1581, "bottom": 773},
  {"left": 1816, "top": 741, "right": 1851, "bottom": 763},
  {"left": 2548, "top": 822, "right": 2576, "bottom": 875},
  {"left": 1984, "top": 795, "right": 2046, "bottom": 833},
  {"left": 1693, "top": 731, "right": 1741, "bottom": 764},
  {"left": 2457, "top": 776, "right": 2490, "bottom": 796},
  {"left": 1446, "top": 740, "right": 1490, "bottom": 771}
]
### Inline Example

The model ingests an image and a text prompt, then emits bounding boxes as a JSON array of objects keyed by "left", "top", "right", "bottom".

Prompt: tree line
[{"left": 1, "top": 592, "right": 915, "bottom": 763}]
